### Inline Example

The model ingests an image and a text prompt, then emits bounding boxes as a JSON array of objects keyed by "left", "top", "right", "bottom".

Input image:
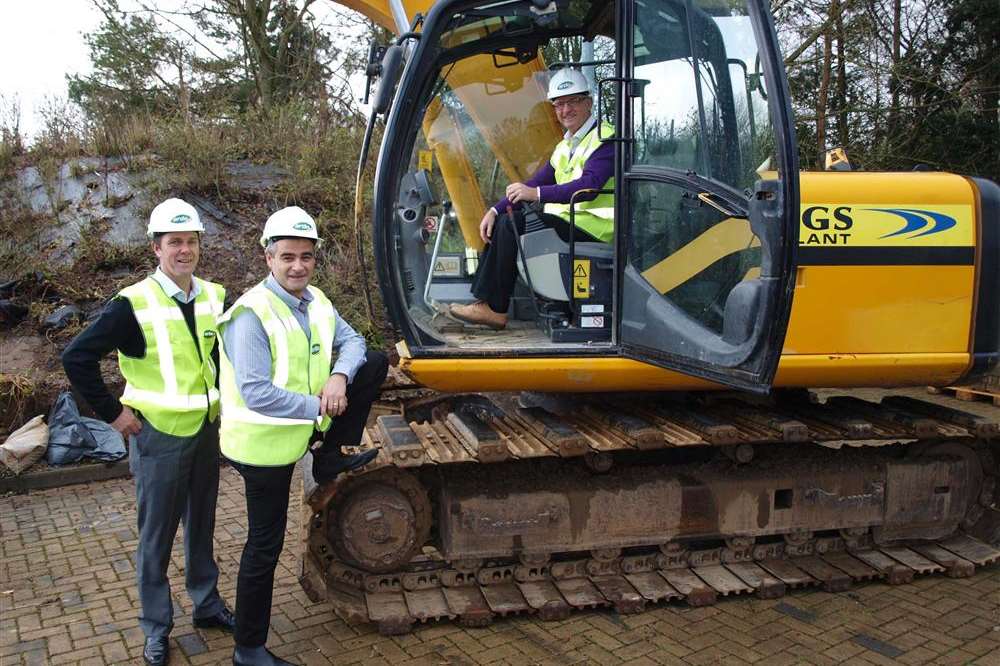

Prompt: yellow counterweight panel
[
  {"left": 422, "top": 98, "right": 489, "bottom": 250},
  {"left": 783, "top": 265, "right": 974, "bottom": 354},
  {"left": 792, "top": 171, "right": 977, "bottom": 358}
]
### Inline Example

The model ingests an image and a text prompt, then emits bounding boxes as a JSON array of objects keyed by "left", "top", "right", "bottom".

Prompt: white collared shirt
[
  {"left": 565, "top": 113, "right": 597, "bottom": 160},
  {"left": 152, "top": 267, "right": 200, "bottom": 304}
]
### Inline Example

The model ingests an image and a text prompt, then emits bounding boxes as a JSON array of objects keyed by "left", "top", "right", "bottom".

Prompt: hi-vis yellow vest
[
  {"left": 543, "top": 121, "right": 615, "bottom": 243},
  {"left": 218, "top": 284, "right": 337, "bottom": 466},
  {"left": 118, "top": 276, "right": 225, "bottom": 437}
]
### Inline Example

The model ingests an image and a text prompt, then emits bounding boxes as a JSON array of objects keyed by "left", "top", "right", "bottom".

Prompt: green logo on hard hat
[
  {"left": 171, "top": 214, "right": 191, "bottom": 224},
  {"left": 557, "top": 80, "right": 573, "bottom": 90},
  {"left": 293, "top": 222, "right": 313, "bottom": 231}
]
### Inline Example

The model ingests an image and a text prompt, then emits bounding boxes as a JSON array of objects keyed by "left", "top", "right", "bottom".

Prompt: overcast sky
[{"left": 0, "top": 3, "right": 100, "bottom": 137}]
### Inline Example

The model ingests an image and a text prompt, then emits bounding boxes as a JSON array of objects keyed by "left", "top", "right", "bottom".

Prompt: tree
[
  {"left": 776, "top": 0, "right": 999, "bottom": 180},
  {"left": 68, "top": 0, "right": 191, "bottom": 118},
  {"left": 70, "top": 0, "right": 372, "bottom": 121}
]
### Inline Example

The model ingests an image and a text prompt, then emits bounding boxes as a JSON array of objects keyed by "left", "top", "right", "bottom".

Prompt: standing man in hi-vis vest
[
  {"left": 449, "top": 67, "right": 615, "bottom": 330},
  {"left": 218, "top": 207, "right": 387, "bottom": 666},
  {"left": 62, "top": 198, "right": 235, "bottom": 666}
]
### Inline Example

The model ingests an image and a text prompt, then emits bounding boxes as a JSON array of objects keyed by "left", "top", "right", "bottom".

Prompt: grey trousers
[{"left": 129, "top": 417, "right": 225, "bottom": 638}]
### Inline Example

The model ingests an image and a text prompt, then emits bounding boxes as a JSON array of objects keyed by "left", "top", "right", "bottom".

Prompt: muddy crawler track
[{"left": 300, "top": 391, "right": 1000, "bottom": 635}]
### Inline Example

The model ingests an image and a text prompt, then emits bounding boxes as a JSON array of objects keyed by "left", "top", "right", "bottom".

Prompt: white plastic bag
[{"left": 0, "top": 415, "right": 48, "bottom": 475}]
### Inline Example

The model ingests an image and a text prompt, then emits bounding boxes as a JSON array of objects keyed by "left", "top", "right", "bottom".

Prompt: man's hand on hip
[
  {"left": 319, "top": 373, "right": 348, "bottom": 418},
  {"left": 112, "top": 405, "right": 142, "bottom": 437},
  {"left": 505, "top": 182, "right": 538, "bottom": 205}
]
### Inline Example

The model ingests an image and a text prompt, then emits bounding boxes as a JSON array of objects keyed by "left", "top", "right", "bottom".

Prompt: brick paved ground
[{"left": 2, "top": 464, "right": 999, "bottom": 666}]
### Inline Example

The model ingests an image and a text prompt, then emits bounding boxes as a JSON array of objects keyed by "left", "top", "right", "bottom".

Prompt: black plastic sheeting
[{"left": 46, "top": 392, "right": 126, "bottom": 465}]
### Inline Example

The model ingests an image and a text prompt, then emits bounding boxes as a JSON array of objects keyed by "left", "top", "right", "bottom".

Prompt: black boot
[
  {"left": 143, "top": 637, "right": 170, "bottom": 665},
  {"left": 232, "top": 644, "right": 296, "bottom": 666},
  {"left": 312, "top": 448, "right": 378, "bottom": 485}
]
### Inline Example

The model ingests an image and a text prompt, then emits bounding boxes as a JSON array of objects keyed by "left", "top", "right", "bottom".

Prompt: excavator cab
[{"left": 372, "top": 0, "right": 799, "bottom": 392}]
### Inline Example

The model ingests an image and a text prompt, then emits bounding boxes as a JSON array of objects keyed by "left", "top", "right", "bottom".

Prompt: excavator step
[{"left": 364, "top": 393, "right": 999, "bottom": 467}]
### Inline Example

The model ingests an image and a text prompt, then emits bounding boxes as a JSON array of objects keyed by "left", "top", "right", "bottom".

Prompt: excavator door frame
[{"left": 613, "top": 0, "right": 800, "bottom": 393}]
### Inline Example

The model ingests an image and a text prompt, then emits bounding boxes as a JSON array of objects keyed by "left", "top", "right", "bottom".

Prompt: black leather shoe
[
  {"left": 232, "top": 644, "right": 296, "bottom": 665},
  {"left": 313, "top": 448, "right": 379, "bottom": 485},
  {"left": 193, "top": 605, "right": 235, "bottom": 632},
  {"left": 143, "top": 636, "right": 169, "bottom": 666}
]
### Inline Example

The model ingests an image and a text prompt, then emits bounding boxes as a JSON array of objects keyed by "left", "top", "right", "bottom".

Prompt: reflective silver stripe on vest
[
  {"left": 310, "top": 287, "right": 334, "bottom": 358},
  {"left": 140, "top": 280, "right": 178, "bottom": 394},
  {"left": 263, "top": 308, "right": 293, "bottom": 389},
  {"left": 132, "top": 302, "right": 218, "bottom": 323},
  {"left": 198, "top": 278, "right": 224, "bottom": 316},
  {"left": 222, "top": 405, "right": 318, "bottom": 427},
  {"left": 123, "top": 385, "right": 220, "bottom": 410},
  {"left": 582, "top": 206, "right": 615, "bottom": 219}
]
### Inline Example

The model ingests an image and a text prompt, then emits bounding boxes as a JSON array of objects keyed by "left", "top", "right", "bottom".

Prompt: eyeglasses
[{"left": 551, "top": 95, "right": 589, "bottom": 110}]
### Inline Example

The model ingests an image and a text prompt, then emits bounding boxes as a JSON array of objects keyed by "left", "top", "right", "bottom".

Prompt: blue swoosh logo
[{"left": 869, "top": 208, "right": 957, "bottom": 239}]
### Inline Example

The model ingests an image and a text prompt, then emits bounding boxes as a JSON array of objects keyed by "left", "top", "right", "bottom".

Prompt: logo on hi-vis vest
[
  {"left": 203, "top": 330, "right": 215, "bottom": 338},
  {"left": 311, "top": 343, "right": 320, "bottom": 354},
  {"left": 293, "top": 222, "right": 313, "bottom": 231},
  {"left": 799, "top": 204, "right": 971, "bottom": 247},
  {"left": 171, "top": 214, "right": 191, "bottom": 224}
]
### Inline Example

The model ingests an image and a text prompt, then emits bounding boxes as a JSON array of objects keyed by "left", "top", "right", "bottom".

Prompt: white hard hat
[
  {"left": 260, "top": 206, "right": 322, "bottom": 248},
  {"left": 547, "top": 68, "right": 590, "bottom": 100},
  {"left": 147, "top": 198, "right": 204, "bottom": 237}
]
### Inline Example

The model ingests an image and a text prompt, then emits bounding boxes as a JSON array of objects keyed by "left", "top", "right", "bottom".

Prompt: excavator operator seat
[{"left": 517, "top": 228, "right": 613, "bottom": 302}]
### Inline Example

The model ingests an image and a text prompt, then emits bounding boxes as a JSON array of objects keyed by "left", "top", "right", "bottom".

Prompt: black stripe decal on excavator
[{"left": 797, "top": 246, "right": 975, "bottom": 266}]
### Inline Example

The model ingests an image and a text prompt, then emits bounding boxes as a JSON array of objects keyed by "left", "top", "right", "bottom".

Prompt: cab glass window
[{"left": 632, "top": 0, "right": 775, "bottom": 192}]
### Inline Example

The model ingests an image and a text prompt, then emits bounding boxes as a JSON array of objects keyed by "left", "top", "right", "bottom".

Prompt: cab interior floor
[{"left": 412, "top": 307, "right": 612, "bottom": 351}]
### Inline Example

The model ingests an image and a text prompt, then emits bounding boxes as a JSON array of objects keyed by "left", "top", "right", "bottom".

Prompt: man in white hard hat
[
  {"left": 218, "top": 206, "right": 387, "bottom": 666},
  {"left": 450, "top": 67, "right": 615, "bottom": 329},
  {"left": 62, "top": 198, "right": 234, "bottom": 665}
]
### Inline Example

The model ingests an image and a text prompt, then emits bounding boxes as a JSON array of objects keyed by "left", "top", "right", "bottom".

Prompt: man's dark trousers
[
  {"left": 229, "top": 460, "right": 294, "bottom": 648},
  {"left": 472, "top": 212, "right": 602, "bottom": 314},
  {"left": 230, "top": 351, "right": 388, "bottom": 647},
  {"left": 129, "top": 416, "right": 226, "bottom": 639},
  {"left": 313, "top": 350, "right": 389, "bottom": 455}
]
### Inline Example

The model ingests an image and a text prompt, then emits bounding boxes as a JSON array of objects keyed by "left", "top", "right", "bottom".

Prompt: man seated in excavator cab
[{"left": 448, "top": 67, "right": 615, "bottom": 331}]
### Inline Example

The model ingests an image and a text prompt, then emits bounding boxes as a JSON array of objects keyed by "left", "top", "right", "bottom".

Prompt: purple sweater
[{"left": 492, "top": 140, "right": 615, "bottom": 214}]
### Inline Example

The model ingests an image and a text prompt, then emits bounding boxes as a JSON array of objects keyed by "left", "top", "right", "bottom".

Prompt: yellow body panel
[
  {"left": 399, "top": 171, "right": 980, "bottom": 392},
  {"left": 788, "top": 171, "right": 976, "bottom": 357},
  {"left": 398, "top": 353, "right": 971, "bottom": 392},
  {"left": 783, "top": 265, "right": 973, "bottom": 354},
  {"left": 798, "top": 172, "right": 976, "bottom": 249}
]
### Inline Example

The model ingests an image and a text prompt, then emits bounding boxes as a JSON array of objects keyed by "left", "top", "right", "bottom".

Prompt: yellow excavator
[{"left": 300, "top": 0, "right": 1000, "bottom": 633}]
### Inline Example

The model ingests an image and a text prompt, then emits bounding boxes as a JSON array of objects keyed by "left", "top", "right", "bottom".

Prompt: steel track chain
[{"left": 309, "top": 527, "right": 1000, "bottom": 635}]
